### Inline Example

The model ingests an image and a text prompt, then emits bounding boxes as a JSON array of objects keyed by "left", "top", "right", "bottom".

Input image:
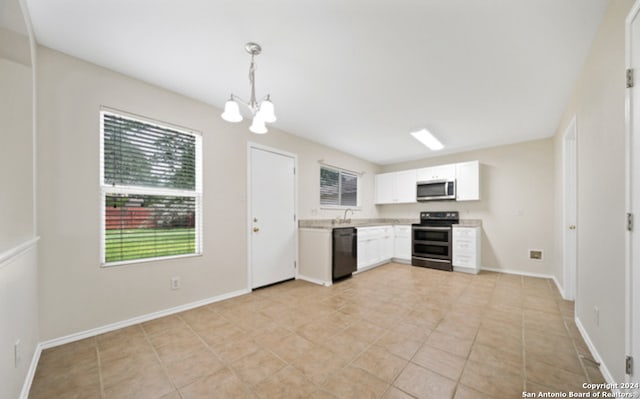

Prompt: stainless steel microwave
[{"left": 416, "top": 179, "right": 456, "bottom": 201}]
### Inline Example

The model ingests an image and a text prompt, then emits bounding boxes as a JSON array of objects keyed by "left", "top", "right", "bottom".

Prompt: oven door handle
[{"left": 413, "top": 226, "right": 451, "bottom": 231}]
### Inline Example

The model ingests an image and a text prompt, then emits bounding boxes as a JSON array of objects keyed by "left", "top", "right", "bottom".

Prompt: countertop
[
  {"left": 298, "top": 218, "right": 417, "bottom": 230},
  {"left": 299, "top": 218, "right": 483, "bottom": 230},
  {"left": 453, "top": 219, "right": 483, "bottom": 228}
]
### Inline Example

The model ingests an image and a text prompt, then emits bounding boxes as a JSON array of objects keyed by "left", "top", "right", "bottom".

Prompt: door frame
[
  {"left": 562, "top": 116, "right": 577, "bottom": 300},
  {"left": 246, "top": 142, "right": 299, "bottom": 290},
  {"left": 625, "top": 0, "right": 640, "bottom": 383}
]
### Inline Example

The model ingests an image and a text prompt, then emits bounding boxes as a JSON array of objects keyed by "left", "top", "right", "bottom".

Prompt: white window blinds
[
  {"left": 320, "top": 166, "right": 358, "bottom": 207},
  {"left": 100, "top": 111, "right": 202, "bottom": 265}
]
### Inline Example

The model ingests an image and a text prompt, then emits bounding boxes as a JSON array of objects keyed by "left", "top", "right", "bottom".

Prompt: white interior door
[
  {"left": 249, "top": 146, "right": 296, "bottom": 289},
  {"left": 562, "top": 117, "right": 577, "bottom": 300},
  {"left": 627, "top": 1, "right": 640, "bottom": 383}
]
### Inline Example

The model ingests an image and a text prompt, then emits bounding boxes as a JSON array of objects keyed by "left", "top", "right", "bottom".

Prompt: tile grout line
[
  {"left": 177, "top": 309, "right": 265, "bottom": 399},
  {"left": 95, "top": 344, "right": 105, "bottom": 399},
  {"left": 139, "top": 321, "right": 185, "bottom": 399}
]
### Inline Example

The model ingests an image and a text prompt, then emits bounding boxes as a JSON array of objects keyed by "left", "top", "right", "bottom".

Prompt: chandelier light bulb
[
  {"left": 249, "top": 115, "right": 268, "bottom": 134},
  {"left": 258, "top": 99, "right": 277, "bottom": 123},
  {"left": 221, "top": 99, "right": 243, "bottom": 123}
]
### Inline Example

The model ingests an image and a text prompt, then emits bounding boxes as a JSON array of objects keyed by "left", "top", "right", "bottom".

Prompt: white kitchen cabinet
[
  {"left": 452, "top": 226, "right": 481, "bottom": 274},
  {"left": 357, "top": 227, "right": 377, "bottom": 270},
  {"left": 380, "top": 226, "right": 394, "bottom": 260},
  {"left": 374, "top": 173, "right": 395, "bottom": 204},
  {"left": 416, "top": 164, "right": 456, "bottom": 182},
  {"left": 374, "top": 170, "right": 417, "bottom": 204},
  {"left": 357, "top": 226, "right": 395, "bottom": 270},
  {"left": 456, "top": 161, "right": 480, "bottom": 201},
  {"left": 393, "top": 225, "right": 411, "bottom": 262}
]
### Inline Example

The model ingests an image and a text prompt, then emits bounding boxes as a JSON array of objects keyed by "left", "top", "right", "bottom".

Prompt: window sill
[{"left": 101, "top": 252, "right": 203, "bottom": 268}]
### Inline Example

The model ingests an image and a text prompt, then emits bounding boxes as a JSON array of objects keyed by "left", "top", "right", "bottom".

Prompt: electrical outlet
[
  {"left": 594, "top": 306, "right": 599, "bottom": 326},
  {"left": 170, "top": 277, "right": 181, "bottom": 290},
  {"left": 14, "top": 340, "right": 21, "bottom": 368}
]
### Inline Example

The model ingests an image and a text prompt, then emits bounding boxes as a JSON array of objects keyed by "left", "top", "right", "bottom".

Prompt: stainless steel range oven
[{"left": 412, "top": 211, "right": 459, "bottom": 271}]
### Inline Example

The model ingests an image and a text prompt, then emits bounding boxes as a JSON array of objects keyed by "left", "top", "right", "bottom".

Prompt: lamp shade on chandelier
[{"left": 221, "top": 42, "right": 276, "bottom": 134}]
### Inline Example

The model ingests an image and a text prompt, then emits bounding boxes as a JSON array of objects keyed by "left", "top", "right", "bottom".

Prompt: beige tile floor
[{"left": 29, "top": 263, "right": 608, "bottom": 399}]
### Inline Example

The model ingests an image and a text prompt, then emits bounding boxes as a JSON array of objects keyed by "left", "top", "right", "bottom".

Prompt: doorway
[
  {"left": 562, "top": 116, "right": 577, "bottom": 301},
  {"left": 626, "top": 0, "right": 640, "bottom": 384},
  {"left": 248, "top": 144, "right": 297, "bottom": 289}
]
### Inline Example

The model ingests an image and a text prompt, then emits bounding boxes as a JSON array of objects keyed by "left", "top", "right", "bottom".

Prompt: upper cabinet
[
  {"left": 374, "top": 169, "right": 417, "bottom": 204},
  {"left": 455, "top": 161, "right": 480, "bottom": 201},
  {"left": 375, "top": 161, "right": 480, "bottom": 204},
  {"left": 416, "top": 164, "right": 456, "bottom": 182}
]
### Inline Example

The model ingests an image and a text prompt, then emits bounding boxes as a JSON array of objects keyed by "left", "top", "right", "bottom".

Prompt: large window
[
  {"left": 320, "top": 166, "right": 359, "bottom": 207},
  {"left": 100, "top": 110, "right": 202, "bottom": 265}
]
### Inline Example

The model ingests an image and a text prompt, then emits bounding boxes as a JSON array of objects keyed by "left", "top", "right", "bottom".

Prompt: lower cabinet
[
  {"left": 357, "top": 225, "right": 410, "bottom": 270},
  {"left": 357, "top": 227, "right": 379, "bottom": 269},
  {"left": 452, "top": 226, "right": 481, "bottom": 273},
  {"left": 393, "top": 225, "right": 411, "bottom": 262}
]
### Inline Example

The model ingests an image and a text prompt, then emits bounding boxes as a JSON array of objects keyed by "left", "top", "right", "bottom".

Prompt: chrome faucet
[{"left": 343, "top": 208, "right": 353, "bottom": 223}]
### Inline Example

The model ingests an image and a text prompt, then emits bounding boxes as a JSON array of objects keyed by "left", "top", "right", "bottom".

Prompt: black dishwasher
[{"left": 332, "top": 227, "right": 357, "bottom": 281}]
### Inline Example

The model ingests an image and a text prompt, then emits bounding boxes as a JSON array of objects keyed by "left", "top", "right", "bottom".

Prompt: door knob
[
  {"left": 253, "top": 227, "right": 260, "bottom": 233},
  {"left": 569, "top": 225, "right": 576, "bottom": 230}
]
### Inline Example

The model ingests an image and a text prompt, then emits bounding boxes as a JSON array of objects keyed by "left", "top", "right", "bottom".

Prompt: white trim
[
  {"left": 552, "top": 275, "right": 567, "bottom": 300},
  {"left": 99, "top": 107, "right": 201, "bottom": 137},
  {"left": 354, "top": 259, "right": 390, "bottom": 274},
  {"left": 317, "top": 160, "right": 364, "bottom": 177},
  {"left": 319, "top": 164, "right": 362, "bottom": 208},
  {"left": 575, "top": 316, "right": 616, "bottom": 387},
  {"left": 480, "top": 266, "right": 567, "bottom": 298},
  {"left": 99, "top": 110, "right": 204, "bottom": 266},
  {"left": 0, "top": 237, "right": 40, "bottom": 269},
  {"left": 247, "top": 142, "right": 299, "bottom": 290},
  {"left": 626, "top": 1, "right": 640, "bottom": 384},
  {"left": 39, "top": 288, "right": 250, "bottom": 350},
  {"left": 562, "top": 115, "right": 578, "bottom": 301},
  {"left": 480, "top": 266, "right": 554, "bottom": 280},
  {"left": 296, "top": 274, "right": 332, "bottom": 287},
  {"left": 19, "top": 342, "right": 42, "bottom": 399},
  {"left": 101, "top": 252, "right": 203, "bottom": 268},
  {"left": 19, "top": 288, "right": 248, "bottom": 398}
]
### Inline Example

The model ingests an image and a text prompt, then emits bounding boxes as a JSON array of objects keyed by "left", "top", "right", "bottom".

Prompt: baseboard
[
  {"left": 39, "top": 288, "right": 250, "bottom": 350},
  {"left": 551, "top": 275, "right": 568, "bottom": 300},
  {"left": 296, "top": 274, "right": 331, "bottom": 287},
  {"left": 481, "top": 266, "right": 554, "bottom": 280},
  {"left": 574, "top": 316, "right": 616, "bottom": 387},
  {"left": 19, "top": 342, "right": 43, "bottom": 399},
  {"left": 355, "top": 259, "right": 390, "bottom": 274},
  {"left": 391, "top": 258, "right": 411, "bottom": 265},
  {"left": 481, "top": 266, "right": 569, "bottom": 298}
]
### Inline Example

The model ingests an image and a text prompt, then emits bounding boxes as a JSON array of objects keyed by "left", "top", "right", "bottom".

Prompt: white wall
[
  {"left": 378, "top": 138, "right": 556, "bottom": 277},
  {"left": 553, "top": 0, "right": 634, "bottom": 381},
  {"left": 0, "top": 34, "right": 32, "bottom": 254},
  {"left": 0, "top": 3, "right": 39, "bottom": 398},
  {"left": 36, "top": 46, "right": 379, "bottom": 341},
  {"left": 0, "top": 246, "right": 39, "bottom": 399}
]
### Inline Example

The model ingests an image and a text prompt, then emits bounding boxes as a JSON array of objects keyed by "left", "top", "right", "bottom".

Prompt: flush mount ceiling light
[
  {"left": 410, "top": 128, "right": 444, "bottom": 151},
  {"left": 221, "top": 42, "right": 276, "bottom": 134}
]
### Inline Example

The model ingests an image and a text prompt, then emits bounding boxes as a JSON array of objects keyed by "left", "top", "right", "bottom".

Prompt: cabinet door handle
[{"left": 253, "top": 227, "right": 260, "bottom": 233}]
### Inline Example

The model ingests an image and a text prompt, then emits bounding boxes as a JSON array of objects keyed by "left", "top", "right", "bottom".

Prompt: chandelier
[{"left": 221, "top": 42, "right": 276, "bottom": 134}]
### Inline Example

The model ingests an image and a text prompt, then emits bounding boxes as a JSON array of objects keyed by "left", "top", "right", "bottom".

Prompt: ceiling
[{"left": 23, "top": 0, "right": 608, "bottom": 165}]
